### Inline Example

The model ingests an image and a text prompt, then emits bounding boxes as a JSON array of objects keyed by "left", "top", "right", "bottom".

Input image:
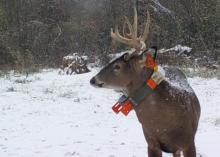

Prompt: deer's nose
[
  {"left": 90, "top": 77, "right": 96, "bottom": 85},
  {"left": 90, "top": 77, "right": 104, "bottom": 87}
]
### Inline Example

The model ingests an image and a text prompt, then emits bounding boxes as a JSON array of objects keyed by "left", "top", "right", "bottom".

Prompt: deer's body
[
  {"left": 133, "top": 67, "right": 200, "bottom": 156},
  {"left": 90, "top": 7, "right": 200, "bottom": 157}
]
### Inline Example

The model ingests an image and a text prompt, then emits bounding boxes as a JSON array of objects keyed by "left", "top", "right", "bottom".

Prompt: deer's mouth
[
  {"left": 90, "top": 77, "right": 104, "bottom": 88},
  {"left": 97, "top": 83, "right": 104, "bottom": 87}
]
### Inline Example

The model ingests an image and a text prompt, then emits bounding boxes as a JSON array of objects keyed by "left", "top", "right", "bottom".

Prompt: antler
[{"left": 111, "top": 8, "right": 150, "bottom": 50}]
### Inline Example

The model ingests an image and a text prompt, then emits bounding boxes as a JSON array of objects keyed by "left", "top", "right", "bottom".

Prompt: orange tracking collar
[{"left": 112, "top": 52, "right": 165, "bottom": 116}]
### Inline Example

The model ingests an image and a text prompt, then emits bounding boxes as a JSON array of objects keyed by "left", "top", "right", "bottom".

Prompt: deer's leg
[
  {"left": 173, "top": 150, "right": 181, "bottom": 157},
  {"left": 148, "top": 146, "right": 162, "bottom": 157},
  {"left": 183, "top": 141, "right": 196, "bottom": 157}
]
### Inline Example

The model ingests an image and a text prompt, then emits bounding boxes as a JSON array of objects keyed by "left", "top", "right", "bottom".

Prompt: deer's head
[{"left": 90, "top": 8, "right": 153, "bottom": 92}]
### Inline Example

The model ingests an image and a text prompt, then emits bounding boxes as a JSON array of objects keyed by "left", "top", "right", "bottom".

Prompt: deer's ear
[
  {"left": 149, "top": 46, "right": 157, "bottom": 60},
  {"left": 142, "top": 47, "right": 157, "bottom": 61},
  {"left": 139, "top": 47, "right": 157, "bottom": 68},
  {"left": 123, "top": 53, "right": 131, "bottom": 61},
  {"left": 138, "top": 52, "right": 147, "bottom": 68}
]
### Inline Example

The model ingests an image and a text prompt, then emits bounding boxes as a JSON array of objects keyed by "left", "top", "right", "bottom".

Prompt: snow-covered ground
[{"left": 0, "top": 69, "right": 219, "bottom": 157}]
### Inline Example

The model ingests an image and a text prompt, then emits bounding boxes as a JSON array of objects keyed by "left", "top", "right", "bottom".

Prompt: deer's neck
[{"left": 125, "top": 69, "right": 153, "bottom": 96}]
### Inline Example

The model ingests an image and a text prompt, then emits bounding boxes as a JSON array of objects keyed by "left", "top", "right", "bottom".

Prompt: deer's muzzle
[{"left": 90, "top": 77, "right": 104, "bottom": 88}]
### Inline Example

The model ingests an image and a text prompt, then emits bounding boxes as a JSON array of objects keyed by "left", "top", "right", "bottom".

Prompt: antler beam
[{"left": 111, "top": 8, "right": 150, "bottom": 50}]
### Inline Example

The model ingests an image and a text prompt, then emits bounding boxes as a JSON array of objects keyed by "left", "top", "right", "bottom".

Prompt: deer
[{"left": 90, "top": 8, "right": 200, "bottom": 157}]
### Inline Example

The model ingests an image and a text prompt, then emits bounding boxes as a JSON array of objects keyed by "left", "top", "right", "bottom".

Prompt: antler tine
[
  {"left": 141, "top": 11, "right": 150, "bottom": 42},
  {"left": 122, "top": 20, "right": 132, "bottom": 38},
  {"left": 133, "top": 7, "right": 138, "bottom": 39},
  {"left": 111, "top": 25, "right": 131, "bottom": 45},
  {"left": 123, "top": 21, "right": 126, "bottom": 37},
  {"left": 124, "top": 16, "right": 134, "bottom": 38}
]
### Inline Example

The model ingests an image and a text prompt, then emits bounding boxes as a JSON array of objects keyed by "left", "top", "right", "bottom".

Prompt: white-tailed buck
[{"left": 90, "top": 8, "right": 200, "bottom": 157}]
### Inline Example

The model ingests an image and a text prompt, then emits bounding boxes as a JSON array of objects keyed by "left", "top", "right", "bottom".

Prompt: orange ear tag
[{"left": 146, "top": 53, "right": 156, "bottom": 69}]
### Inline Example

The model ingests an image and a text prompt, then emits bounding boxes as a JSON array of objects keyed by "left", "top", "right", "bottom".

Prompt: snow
[
  {"left": 0, "top": 69, "right": 220, "bottom": 157},
  {"left": 63, "top": 53, "right": 88, "bottom": 62},
  {"left": 109, "top": 45, "right": 192, "bottom": 62},
  {"left": 108, "top": 49, "right": 136, "bottom": 62},
  {"left": 159, "top": 45, "right": 192, "bottom": 55},
  {"left": 166, "top": 75, "right": 194, "bottom": 93}
]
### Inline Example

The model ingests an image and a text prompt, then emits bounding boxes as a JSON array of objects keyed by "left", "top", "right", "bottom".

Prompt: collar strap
[{"left": 112, "top": 54, "right": 165, "bottom": 116}]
